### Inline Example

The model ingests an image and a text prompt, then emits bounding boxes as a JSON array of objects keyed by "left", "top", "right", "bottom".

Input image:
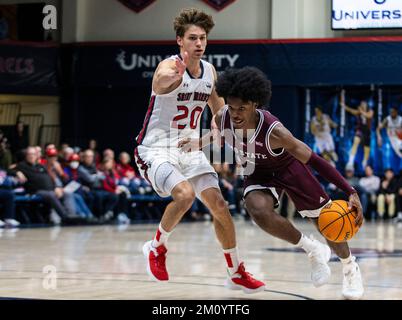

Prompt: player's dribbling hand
[
  {"left": 348, "top": 192, "right": 364, "bottom": 228},
  {"left": 174, "top": 51, "right": 189, "bottom": 79},
  {"left": 178, "top": 138, "right": 201, "bottom": 152}
]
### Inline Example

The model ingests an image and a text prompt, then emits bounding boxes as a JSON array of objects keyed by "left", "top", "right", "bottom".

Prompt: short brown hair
[{"left": 173, "top": 8, "right": 215, "bottom": 37}]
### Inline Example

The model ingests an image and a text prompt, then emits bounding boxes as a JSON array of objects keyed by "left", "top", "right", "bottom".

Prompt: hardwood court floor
[{"left": 0, "top": 219, "right": 401, "bottom": 300}]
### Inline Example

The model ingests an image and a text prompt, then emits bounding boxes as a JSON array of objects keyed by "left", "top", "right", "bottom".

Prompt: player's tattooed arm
[{"left": 152, "top": 52, "right": 189, "bottom": 94}]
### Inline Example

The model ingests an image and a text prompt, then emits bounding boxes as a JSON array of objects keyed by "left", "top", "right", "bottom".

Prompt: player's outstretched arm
[
  {"left": 340, "top": 102, "right": 359, "bottom": 116},
  {"left": 178, "top": 109, "right": 223, "bottom": 152},
  {"left": 270, "top": 124, "right": 363, "bottom": 227},
  {"left": 359, "top": 108, "right": 374, "bottom": 119},
  {"left": 328, "top": 116, "right": 338, "bottom": 128},
  {"left": 152, "top": 52, "right": 189, "bottom": 94}
]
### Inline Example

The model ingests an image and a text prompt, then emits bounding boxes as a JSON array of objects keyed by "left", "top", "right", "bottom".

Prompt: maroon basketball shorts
[{"left": 243, "top": 159, "right": 331, "bottom": 218}]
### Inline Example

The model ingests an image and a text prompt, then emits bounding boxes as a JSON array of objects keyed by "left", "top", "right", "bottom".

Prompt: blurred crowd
[{"left": 0, "top": 133, "right": 156, "bottom": 227}]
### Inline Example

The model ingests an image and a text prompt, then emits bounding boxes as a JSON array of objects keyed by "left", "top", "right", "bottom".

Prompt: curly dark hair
[
  {"left": 215, "top": 67, "right": 272, "bottom": 108},
  {"left": 173, "top": 8, "right": 215, "bottom": 37}
]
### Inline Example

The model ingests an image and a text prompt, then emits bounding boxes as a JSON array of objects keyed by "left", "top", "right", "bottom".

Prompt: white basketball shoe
[
  {"left": 307, "top": 235, "right": 332, "bottom": 287},
  {"left": 342, "top": 256, "right": 364, "bottom": 300}
]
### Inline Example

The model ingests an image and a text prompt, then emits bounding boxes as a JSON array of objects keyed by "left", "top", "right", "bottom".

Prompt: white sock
[
  {"left": 340, "top": 253, "right": 354, "bottom": 265},
  {"left": 152, "top": 224, "right": 171, "bottom": 248},
  {"left": 223, "top": 247, "right": 240, "bottom": 274},
  {"left": 296, "top": 234, "right": 316, "bottom": 254}
]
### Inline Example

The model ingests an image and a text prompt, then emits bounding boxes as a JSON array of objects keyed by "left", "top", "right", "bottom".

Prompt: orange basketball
[{"left": 318, "top": 200, "right": 360, "bottom": 243}]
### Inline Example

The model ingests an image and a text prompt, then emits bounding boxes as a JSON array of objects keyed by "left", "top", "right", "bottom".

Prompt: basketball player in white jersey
[
  {"left": 377, "top": 106, "right": 402, "bottom": 158},
  {"left": 310, "top": 106, "right": 338, "bottom": 164},
  {"left": 134, "top": 8, "right": 264, "bottom": 293},
  {"left": 341, "top": 99, "right": 374, "bottom": 170}
]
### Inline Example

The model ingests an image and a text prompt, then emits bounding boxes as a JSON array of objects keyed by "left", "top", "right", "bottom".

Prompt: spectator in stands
[
  {"left": 359, "top": 165, "right": 380, "bottom": 220},
  {"left": 15, "top": 146, "right": 77, "bottom": 224},
  {"left": 0, "top": 167, "right": 24, "bottom": 227},
  {"left": 45, "top": 147, "right": 83, "bottom": 219},
  {"left": 44, "top": 143, "right": 56, "bottom": 151},
  {"left": 64, "top": 153, "right": 80, "bottom": 182},
  {"left": 64, "top": 153, "right": 96, "bottom": 215},
  {"left": 0, "top": 136, "right": 12, "bottom": 169},
  {"left": 79, "top": 149, "right": 104, "bottom": 189},
  {"left": 45, "top": 147, "right": 67, "bottom": 187},
  {"left": 10, "top": 121, "right": 29, "bottom": 158},
  {"left": 377, "top": 168, "right": 398, "bottom": 220},
  {"left": 116, "top": 152, "right": 134, "bottom": 178},
  {"left": 60, "top": 146, "right": 74, "bottom": 169},
  {"left": 62, "top": 153, "right": 96, "bottom": 221},
  {"left": 103, "top": 149, "right": 115, "bottom": 161},
  {"left": 100, "top": 158, "right": 129, "bottom": 222},
  {"left": 88, "top": 139, "right": 101, "bottom": 165},
  {"left": 116, "top": 151, "right": 151, "bottom": 194},
  {"left": 36, "top": 146, "right": 46, "bottom": 165},
  {"left": 80, "top": 149, "right": 121, "bottom": 220}
]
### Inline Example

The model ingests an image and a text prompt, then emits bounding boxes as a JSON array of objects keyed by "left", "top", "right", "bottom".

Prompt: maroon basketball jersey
[{"left": 220, "top": 106, "right": 294, "bottom": 177}]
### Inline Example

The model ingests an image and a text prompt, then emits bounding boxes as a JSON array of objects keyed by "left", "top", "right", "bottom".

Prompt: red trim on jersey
[
  {"left": 224, "top": 253, "right": 234, "bottom": 268},
  {"left": 134, "top": 148, "right": 151, "bottom": 184},
  {"left": 136, "top": 95, "right": 156, "bottom": 145}
]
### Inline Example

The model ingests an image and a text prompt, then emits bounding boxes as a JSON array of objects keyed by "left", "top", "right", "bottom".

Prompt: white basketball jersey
[
  {"left": 385, "top": 115, "right": 402, "bottom": 137},
  {"left": 136, "top": 55, "right": 214, "bottom": 148},
  {"left": 312, "top": 114, "right": 331, "bottom": 136}
]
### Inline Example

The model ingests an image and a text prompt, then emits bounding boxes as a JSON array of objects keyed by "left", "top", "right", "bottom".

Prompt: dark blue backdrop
[{"left": 2, "top": 38, "right": 402, "bottom": 158}]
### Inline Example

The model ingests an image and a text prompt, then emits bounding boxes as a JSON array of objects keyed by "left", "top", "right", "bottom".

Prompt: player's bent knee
[
  {"left": 248, "top": 207, "right": 275, "bottom": 222},
  {"left": 210, "top": 198, "right": 228, "bottom": 214},
  {"left": 172, "top": 183, "right": 196, "bottom": 208},
  {"left": 202, "top": 189, "right": 228, "bottom": 213}
]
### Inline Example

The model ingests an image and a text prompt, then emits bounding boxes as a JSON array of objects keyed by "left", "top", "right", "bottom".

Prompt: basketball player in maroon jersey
[
  {"left": 135, "top": 9, "right": 264, "bottom": 293},
  {"left": 180, "top": 67, "right": 364, "bottom": 299}
]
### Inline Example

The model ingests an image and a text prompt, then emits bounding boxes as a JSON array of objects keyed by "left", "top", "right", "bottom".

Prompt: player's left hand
[
  {"left": 348, "top": 192, "right": 364, "bottom": 228},
  {"left": 178, "top": 138, "right": 202, "bottom": 152}
]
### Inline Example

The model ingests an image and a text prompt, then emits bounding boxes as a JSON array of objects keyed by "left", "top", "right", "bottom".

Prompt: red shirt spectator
[
  {"left": 117, "top": 152, "right": 136, "bottom": 179},
  {"left": 101, "top": 158, "right": 119, "bottom": 193}
]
